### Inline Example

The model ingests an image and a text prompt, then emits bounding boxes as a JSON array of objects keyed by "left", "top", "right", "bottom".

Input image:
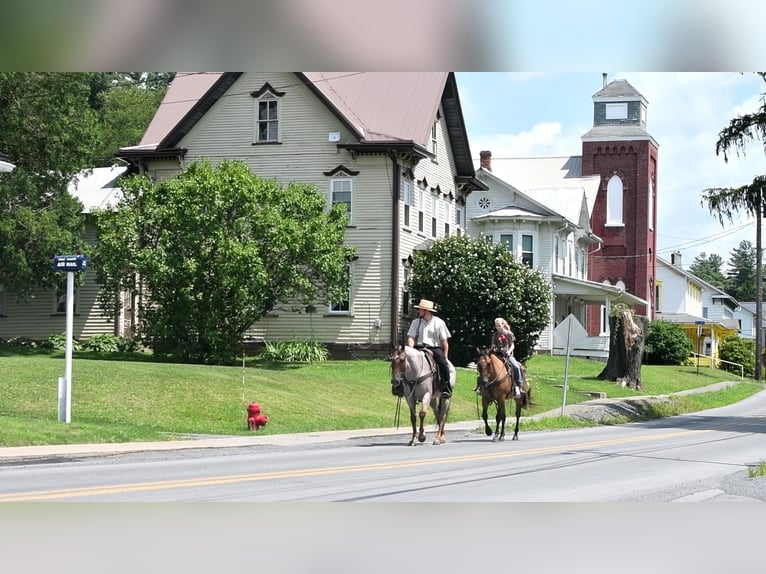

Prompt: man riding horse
[{"left": 406, "top": 299, "right": 452, "bottom": 397}]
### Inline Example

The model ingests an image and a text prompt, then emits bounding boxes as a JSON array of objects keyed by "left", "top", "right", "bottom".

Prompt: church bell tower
[{"left": 581, "top": 75, "right": 659, "bottom": 334}]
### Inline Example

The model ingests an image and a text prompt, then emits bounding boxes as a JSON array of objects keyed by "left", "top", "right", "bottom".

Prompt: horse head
[{"left": 475, "top": 347, "right": 496, "bottom": 387}]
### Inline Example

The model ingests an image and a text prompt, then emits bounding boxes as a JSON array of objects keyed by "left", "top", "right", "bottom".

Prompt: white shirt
[{"left": 407, "top": 315, "right": 451, "bottom": 347}]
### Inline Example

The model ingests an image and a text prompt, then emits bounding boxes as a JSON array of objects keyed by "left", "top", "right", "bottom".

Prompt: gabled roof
[
  {"left": 552, "top": 273, "right": 648, "bottom": 307},
  {"left": 123, "top": 72, "right": 481, "bottom": 185},
  {"left": 657, "top": 256, "right": 740, "bottom": 309},
  {"left": 592, "top": 78, "right": 646, "bottom": 102},
  {"left": 68, "top": 165, "right": 128, "bottom": 213},
  {"left": 475, "top": 156, "right": 599, "bottom": 233}
]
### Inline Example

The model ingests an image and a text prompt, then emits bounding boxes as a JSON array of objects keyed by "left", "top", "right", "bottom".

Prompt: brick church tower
[{"left": 581, "top": 76, "right": 658, "bottom": 335}]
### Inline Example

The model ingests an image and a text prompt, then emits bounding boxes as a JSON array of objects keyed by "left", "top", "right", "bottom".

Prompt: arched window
[{"left": 606, "top": 175, "right": 623, "bottom": 225}]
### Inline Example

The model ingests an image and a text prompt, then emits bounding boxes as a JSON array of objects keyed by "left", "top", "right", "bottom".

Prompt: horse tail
[{"left": 524, "top": 386, "right": 532, "bottom": 409}]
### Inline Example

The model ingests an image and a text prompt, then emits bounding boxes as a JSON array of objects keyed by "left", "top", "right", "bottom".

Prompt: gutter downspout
[{"left": 390, "top": 151, "right": 401, "bottom": 346}]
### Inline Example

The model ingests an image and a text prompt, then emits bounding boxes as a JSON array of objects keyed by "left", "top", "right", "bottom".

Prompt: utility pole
[{"left": 757, "top": 185, "right": 763, "bottom": 381}]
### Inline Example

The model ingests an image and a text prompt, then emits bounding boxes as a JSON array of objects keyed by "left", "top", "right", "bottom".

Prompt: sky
[{"left": 455, "top": 72, "right": 766, "bottom": 272}]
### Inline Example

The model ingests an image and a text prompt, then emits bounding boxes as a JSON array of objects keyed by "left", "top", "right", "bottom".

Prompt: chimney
[
  {"left": 602, "top": 72, "right": 607, "bottom": 88},
  {"left": 671, "top": 251, "right": 683, "bottom": 268},
  {"left": 480, "top": 150, "right": 492, "bottom": 171}
]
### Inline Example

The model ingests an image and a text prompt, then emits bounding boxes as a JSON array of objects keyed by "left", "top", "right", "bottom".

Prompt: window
[
  {"left": 455, "top": 207, "right": 462, "bottom": 237},
  {"left": 522, "top": 234, "right": 534, "bottom": 267},
  {"left": 605, "top": 102, "right": 628, "bottom": 119},
  {"left": 648, "top": 178, "right": 655, "bottom": 230},
  {"left": 53, "top": 286, "right": 78, "bottom": 314},
  {"left": 444, "top": 202, "right": 450, "bottom": 237},
  {"left": 257, "top": 95, "right": 279, "bottom": 142},
  {"left": 702, "top": 307, "right": 709, "bottom": 319},
  {"left": 402, "top": 179, "right": 413, "bottom": 228},
  {"left": 554, "top": 237, "right": 560, "bottom": 273},
  {"left": 655, "top": 280, "right": 663, "bottom": 312},
  {"left": 431, "top": 195, "right": 438, "bottom": 238},
  {"left": 331, "top": 178, "right": 352, "bottom": 222},
  {"left": 606, "top": 175, "right": 623, "bottom": 225},
  {"left": 500, "top": 234, "right": 514, "bottom": 253},
  {"left": 330, "top": 264, "right": 351, "bottom": 313},
  {"left": 418, "top": 189, "right": 424, "bottom": 232},
  {"left": 431, "top": 121, "right": 438, "bottom": 160}
]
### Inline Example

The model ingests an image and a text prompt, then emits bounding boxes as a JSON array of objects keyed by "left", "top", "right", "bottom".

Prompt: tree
[
  {"left": 406, "top": 234, "right": 551, "bottom": 367},
  {"left": 92, "top": 159, "right": 352, "bottom": 364},
  {"left": 643, "top": 319, "right": 693, "bottom": 365},
  {"left": 598, "top": 305, "right": 648, "bottom": 390},
  {"left": 701, "top": 72, "right": 766, "bottom": 380},
  {"left": 89, "top": 73, "right": 174, "bottom": 166},
  {"left": 725, "top": 239, "right": 757, "bottom": 301},
  {"left": 0, "top": 72, "right": 102, "bottom": 299},
  {"left": 688, "top": 252, "right": 727, "bottom": 290}
]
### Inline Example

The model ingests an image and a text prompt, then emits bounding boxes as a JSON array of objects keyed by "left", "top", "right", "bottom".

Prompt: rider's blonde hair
[{"left": 494, "top": 317, "right": 510, "bottom": 332}]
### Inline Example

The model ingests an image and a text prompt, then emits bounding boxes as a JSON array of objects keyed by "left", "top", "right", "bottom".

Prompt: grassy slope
[{"left": 0, "top": 350, "right": 761, "bottom": 447}]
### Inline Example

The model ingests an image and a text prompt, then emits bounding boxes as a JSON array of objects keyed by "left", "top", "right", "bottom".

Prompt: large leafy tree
[
  {"left": 726, "top": 239, "right": 756, "bottom": 301},
  {"left": 0, "top": 72, "right": 102, "bottom": 299},
  {"left": 688, "top": 252, "right": 728, "bottom": 290},
  {"left": 407, "top": 234, "right": 551, "bottom": 367},
  {"left": 92, "top": 159, "right": 352, "bottom": 364},
  {"left": 89, "top": 73, "right": 174, "bottom": 166}
]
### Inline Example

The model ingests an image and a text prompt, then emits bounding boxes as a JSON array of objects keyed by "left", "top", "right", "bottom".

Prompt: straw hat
[{"left": 414, "top": 299, "right": 437, "bottom": 313}]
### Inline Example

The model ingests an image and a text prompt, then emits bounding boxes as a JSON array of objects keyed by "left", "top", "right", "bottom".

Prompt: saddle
[{"left": 414, "top": 344, "right": 442, "bottom": 385}]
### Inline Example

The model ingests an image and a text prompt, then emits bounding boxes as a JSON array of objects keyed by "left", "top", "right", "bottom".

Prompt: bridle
[
  {"left": 391, "top": 346, "right": 432, "bottom": 386},
  {"left": 477, "top": 350, "right": 510, "bottom": 388}
]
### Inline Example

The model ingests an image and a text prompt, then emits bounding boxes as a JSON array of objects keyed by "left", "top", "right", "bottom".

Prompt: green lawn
[{"left": 0, "top": 349, "right": 761, "bottom": 447}]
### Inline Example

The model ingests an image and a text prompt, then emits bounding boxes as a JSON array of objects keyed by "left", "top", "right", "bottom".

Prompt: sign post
[
  {"left": 694, "top": 320, "right": 705, "bottom": 376},
  {"left": 52, "top": 254, "right": 88, "bottom": 423}
]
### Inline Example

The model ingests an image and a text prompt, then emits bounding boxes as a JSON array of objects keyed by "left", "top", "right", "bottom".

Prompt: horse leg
[
  {"left": 511, "top": 399, "right": 522, "bottom": 440},
  {"left": 433, "top": 395, "right": 450, "bottom": 445},
  {"left": 417, "top": 405, "right": 428, "bottom": 443},
  {"left": 407, "top": 406, "right": 418, "bottom": 446},
  {"left": 493, "top": 401, "right": 505, "bottom": 442},
  {"left": 481, "top": 397, "right": 492, "bottom": 436}
]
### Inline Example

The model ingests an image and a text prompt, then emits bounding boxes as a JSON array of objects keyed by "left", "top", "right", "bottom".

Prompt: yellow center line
[{"left": 0, "top": 428, "right": 710, "bottom": 501}]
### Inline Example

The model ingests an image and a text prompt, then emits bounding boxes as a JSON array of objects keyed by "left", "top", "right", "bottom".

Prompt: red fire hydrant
[{"left": 247, "top": 402, "right": 268, "bottom": 431}]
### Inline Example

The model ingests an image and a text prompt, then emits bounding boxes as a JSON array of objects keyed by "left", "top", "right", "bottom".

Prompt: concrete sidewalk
[{"left": 0, "top": 381, "right": 741, "bottom": 461}]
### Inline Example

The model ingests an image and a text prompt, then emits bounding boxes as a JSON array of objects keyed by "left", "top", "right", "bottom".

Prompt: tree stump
[{"left": 598, "top": 308, "right": 648, "bottom": 390}]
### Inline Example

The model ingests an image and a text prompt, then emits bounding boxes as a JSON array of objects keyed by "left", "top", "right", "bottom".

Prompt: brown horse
[
  {"left": 475, "top": 347, "right": 531, "bottom": 441},
  {"left": 390, "top": 344, "right": 454, "bottom": 446}
]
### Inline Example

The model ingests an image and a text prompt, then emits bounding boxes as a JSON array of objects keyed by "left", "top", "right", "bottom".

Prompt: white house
[
  {"left": 655, "top": 252, "right": 739, "bottom": 363},
  {"left": 468, "top": 152, "right": 647, "bottom": 358}
]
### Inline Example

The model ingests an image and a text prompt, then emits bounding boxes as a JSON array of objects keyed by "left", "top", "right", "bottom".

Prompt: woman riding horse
[{"left": 475, "top": 347, "right": 530, "bottom": 441}]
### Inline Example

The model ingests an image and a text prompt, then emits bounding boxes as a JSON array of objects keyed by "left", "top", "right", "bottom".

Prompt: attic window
[
  {"left": 251, "top": 83, "right": 285, "bottom": 144},
  {"left": 605, "top": 103, "right": 628, "bottom": 120}
]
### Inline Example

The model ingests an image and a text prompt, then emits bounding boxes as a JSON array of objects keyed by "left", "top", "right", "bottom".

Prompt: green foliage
[
  {"left": 688, "top": 252, "right": 728, "bottom": 290},
  {"left": 257, "top": 339, "right": 330, "bottom": 362},
  {"left": 0, "top": 336, "right": 39, "bottom": 349},
  {"left": 725, "top": 240, "right": 756, "bottom": 302},
  {"left": 0, "top": 73, "right": 99, "bottom": 299},
  {"left": 81, "top": 334, "right": 122, "bottom": 353},
  {"left": 92, "top": 159, "right": 352, "bottom": 365},
  {"left": 407, "top": 234, "right": 551, "bottom": 366},
  {"left": 643, "top": 319, "right": 693, "bottom": 365},
  {"left": 40, "top": 333, "right": 81, "bottom": 352},
  {"left": 718, "top": 334, "right": 755, "bottom": 378}
]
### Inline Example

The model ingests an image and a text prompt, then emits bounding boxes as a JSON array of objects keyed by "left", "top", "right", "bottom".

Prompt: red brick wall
[{"left": 582, "top": 140, "right": 658, "bottom": 334}]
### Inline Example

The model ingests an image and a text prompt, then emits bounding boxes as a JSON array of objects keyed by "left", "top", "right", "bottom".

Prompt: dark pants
[{"left": 429, "top": 346, "right": 450, "bottom": 390}]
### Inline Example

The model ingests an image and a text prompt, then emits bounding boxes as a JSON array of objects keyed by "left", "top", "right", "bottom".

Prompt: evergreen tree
[
  {"left": 726, "top": 240, "right": 756, "bottom": 301},
  {"left": 688, "top": 252, "right": 728, "bottom": 289}
]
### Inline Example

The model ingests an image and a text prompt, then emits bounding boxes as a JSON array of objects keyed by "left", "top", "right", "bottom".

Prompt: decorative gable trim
[
  {"left": 323, "top": 164, "right": 359, "bottom": 177},
  {"left": 250, "top": 82, "right": 286, "bottom": 98}
]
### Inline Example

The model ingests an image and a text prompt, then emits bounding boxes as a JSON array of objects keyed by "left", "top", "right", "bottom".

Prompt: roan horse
[
  {"left": 390, "top": 344, "right": 455, "bottom": 446},
  {"left": 475, "top": 347, "right": 531, "bottom": 441}
]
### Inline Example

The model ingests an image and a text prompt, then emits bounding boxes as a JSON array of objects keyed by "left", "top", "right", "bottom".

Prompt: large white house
[{"left": 468, "top": 152, "right": 647, "bottom": 358}]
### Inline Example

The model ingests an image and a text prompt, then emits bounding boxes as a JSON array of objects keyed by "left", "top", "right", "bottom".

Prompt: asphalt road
[{"left": 1, "top": 383, "right": 764, "bottom": 502}]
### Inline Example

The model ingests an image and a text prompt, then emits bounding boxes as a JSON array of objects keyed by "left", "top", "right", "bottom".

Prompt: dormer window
[
  {"left": 251, "top": 83, "right": 285, "bottom": 144},
  {"left": 605, "top": 102, "right": 628, "bottom": 120}
]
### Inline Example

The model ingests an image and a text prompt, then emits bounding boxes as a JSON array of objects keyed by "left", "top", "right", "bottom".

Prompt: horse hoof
[
  {"left": 418, "top": 434, "right": 426, "bottom": 443},
  {"left": 512, "top": 435, "right": 519, "bottom": 441},
  {"left": 407, "top": 440, "right": 416, "bottom": 446},
  {"left": 484, "top": 429, "right": 492, "bottom": 436}
]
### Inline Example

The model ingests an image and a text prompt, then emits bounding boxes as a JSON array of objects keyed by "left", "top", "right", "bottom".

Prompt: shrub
[
  {"left": 643, "top": 319, "right": 693, "bottom": 365},
  {"left": 718, "top": 335, "right": 755, "bottom": 378},
  {"left": 81, "top": 334, "right": 122, "bottom": 353},
  {"left": 41, "top": 333, "right": 81, "bottom": 351},
  {"left": 2, "top": 336, "right": 40, "bottom": 349},
  {"left": 257, "top": 339, "right": 329, "bottom": 362}
]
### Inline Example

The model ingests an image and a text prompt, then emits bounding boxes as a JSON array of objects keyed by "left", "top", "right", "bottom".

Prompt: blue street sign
[
  {"left": 53, "top": 254, "right": 88, "bottom": 272},
  {"left": 694, "top": 320, "right": 705, "bottom": 325}
]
